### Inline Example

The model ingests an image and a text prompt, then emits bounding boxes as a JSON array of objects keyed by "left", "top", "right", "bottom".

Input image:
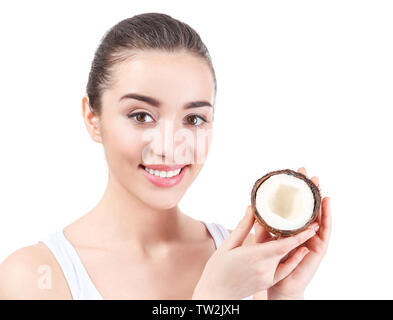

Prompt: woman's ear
[{"left": 82, "top": 95, "right": 103, "bottom": 143}]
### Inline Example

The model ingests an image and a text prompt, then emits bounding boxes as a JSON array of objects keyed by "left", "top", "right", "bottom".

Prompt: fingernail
[{"left": 314, "top": 224, "right": 320, "bottom": 232}]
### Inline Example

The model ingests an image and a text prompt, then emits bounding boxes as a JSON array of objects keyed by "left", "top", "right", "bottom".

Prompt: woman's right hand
[{"left": 192, "top": 205, "right": 318, "bottom": 300}]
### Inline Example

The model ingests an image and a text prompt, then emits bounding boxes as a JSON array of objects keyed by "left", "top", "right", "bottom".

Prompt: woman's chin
[{"left": 144, "top": 196, "right": 182, "bottom": 210}]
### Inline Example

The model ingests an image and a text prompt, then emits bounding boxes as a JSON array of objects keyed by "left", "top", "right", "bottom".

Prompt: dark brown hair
[{"left": 86, "top": 12, "right": 217, "bottom": 115}]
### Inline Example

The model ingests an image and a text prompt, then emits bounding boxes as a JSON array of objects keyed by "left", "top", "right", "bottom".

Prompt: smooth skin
[
  {"left": 0, "top": 48, "right": 331, "bottom": 299},
  {"left": 0, "top": 50, "right": 219, "bottom": 300},
  {"left": 192, "top": 209, "right": 319, "bottom": 300},
  {"left": 193, "top": 167, "right": 331, "bottom": 300}
]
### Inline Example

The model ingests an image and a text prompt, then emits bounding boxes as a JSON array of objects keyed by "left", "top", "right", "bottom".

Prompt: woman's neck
[{"left": 77, "top": 173, "right": 188, "bottom": 252}]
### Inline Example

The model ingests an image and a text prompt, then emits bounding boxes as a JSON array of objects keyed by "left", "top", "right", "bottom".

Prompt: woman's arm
[{"left": 0, "top": 243, "right": 72, "bottom": 299}]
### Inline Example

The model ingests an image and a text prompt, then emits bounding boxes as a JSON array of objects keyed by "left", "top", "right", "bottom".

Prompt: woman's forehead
[{"left": 109, "top": 51, "right": 215, "bottom": 104}]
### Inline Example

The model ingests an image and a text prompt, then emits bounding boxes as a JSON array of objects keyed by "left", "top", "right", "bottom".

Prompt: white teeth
[{"left": 144, "top": 167, "right": 182, "bottom": 178}]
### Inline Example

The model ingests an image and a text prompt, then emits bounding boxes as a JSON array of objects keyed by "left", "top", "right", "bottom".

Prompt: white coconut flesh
[{"left": 255, "top": 173, "right": 315, "bottom": 231}]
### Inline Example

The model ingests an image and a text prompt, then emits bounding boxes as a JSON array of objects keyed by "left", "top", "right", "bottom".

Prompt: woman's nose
[
  {"left": 142, "top": 119, "right": 193, "bottom": 164},
  {"left": 153, "top": 119, "right": 175, "bottom": 160}
]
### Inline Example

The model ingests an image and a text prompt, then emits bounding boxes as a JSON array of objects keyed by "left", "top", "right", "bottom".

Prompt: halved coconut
[{"left": 251, "top": 169, "right": 321, "bottom": 236}]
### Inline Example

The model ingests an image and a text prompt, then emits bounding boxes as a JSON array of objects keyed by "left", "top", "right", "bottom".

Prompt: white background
[{"left": 0, "top": 0, "right": 392, "bottom": 299}]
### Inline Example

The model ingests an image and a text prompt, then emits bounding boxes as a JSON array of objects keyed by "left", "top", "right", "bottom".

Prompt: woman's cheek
[
  {"left": 204, "top": 131, "right": 212, "bottom": 158},
  {"left": 105, "top": 123, "right": 144, "bottom": 168},
  {"left": 120, "top": 131, "right": 145, "bottom": 164},
  {"left": 194, "top": 128, "right": 212, "bottom": 165}
]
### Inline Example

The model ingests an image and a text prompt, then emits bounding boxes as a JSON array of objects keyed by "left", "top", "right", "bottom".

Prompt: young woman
[{"left": 0, "top": 13, "right": 331, "bottom": 300}]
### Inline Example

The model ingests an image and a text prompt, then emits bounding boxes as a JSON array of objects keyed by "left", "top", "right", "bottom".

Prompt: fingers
[
  {"left": 298, "top": 167, "right": 320, "bottom": 192},
  {"left": 273, "top": 246, "right": 310, "bottom": 284},
  {"left": 299, "top": 167, "right": 323, "bottom": 227},
  {"left": 253, "top": 219, "right": 274, "bottom": 243},
  {"left": 309, "top": 176, "right": 321, "bottom": 226},
  {"left": 297, "top": 167, "right": 307, "bottom": 176},
  {"left": 319, "top": 197, "right": 332, "bottom": 242},
  {"left": 279, "top": 246, "right": 297, "bottom": 264},
  {"left": 260, "top": 223, "right": 318, "bottom": 259},
  {"left": 220, "top": 205, "right": 255, "bottom": 251},
  {"left": 310, "top": 173, "right": 319, "bottom": 184},
  {"left": 298, "top": 167, "right": 319, "bottom": 191}
]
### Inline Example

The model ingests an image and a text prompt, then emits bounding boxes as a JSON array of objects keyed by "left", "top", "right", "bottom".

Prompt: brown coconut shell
[{"left": 251, "top": 169, "right": 321, "bottom": 237}]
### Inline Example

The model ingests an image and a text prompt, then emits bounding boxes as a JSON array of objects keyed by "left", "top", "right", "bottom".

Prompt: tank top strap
[
  {"left": 201, "top": 221, "right": 230, "bottom": 249},
  {"left": 39, "top": 230, "right": 103, "bottom": 300}
]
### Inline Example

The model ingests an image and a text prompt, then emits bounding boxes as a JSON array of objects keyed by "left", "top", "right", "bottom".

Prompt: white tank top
[{"left": 39, "top": 220, "right": 253, "bottom": 300}]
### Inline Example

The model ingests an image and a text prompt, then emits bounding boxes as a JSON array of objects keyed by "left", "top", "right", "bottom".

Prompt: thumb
[
  {"left": 254, "top": 219, "right": 275, "bottom": 243},
  {"left": 220, "top": 205, "right": 254, "bottom": 251}
]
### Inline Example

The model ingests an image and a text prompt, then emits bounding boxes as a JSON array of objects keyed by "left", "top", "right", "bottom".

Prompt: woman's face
[{"left": 90, "top": 50, "right": 215, "bottom": 210}]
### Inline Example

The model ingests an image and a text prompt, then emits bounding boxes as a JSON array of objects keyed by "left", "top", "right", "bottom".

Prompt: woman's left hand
[{"left": 254, "top": 167, "right": 332, "bottom": 299}]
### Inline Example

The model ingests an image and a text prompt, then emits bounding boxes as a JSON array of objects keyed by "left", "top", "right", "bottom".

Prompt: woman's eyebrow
[{"left": 119, "top": 93, "right": 212, "bottom": 109}]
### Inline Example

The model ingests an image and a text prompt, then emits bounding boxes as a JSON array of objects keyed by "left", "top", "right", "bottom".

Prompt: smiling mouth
[{"left": 139, "top": 164, "right": 189, "bottom": 178}]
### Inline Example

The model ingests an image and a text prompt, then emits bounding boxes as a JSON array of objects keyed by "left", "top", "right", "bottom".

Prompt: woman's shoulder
[{"left": 0, "top": 241, "right": 72, "bottom": 299}]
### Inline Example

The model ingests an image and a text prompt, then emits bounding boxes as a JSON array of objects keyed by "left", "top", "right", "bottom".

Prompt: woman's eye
[
  {"left": 185, "top": 115, "right": 206, "bottom": 126},
  {"left": 128, "top": 112, "right": 154, "bottom": 123}
]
